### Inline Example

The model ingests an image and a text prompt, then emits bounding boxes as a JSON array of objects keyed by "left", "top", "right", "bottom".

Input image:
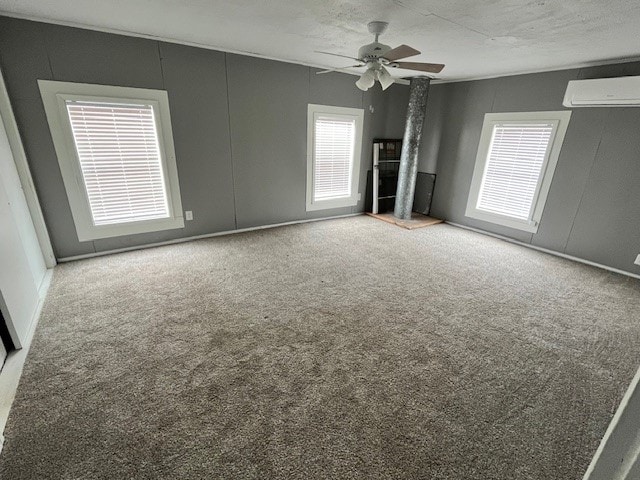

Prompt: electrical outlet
[
  {"left": 185, "top": 211, "right": 193, "bottom": 221},
  {"left": 635, "top": 254, "right": 640, "bottom": 266}
]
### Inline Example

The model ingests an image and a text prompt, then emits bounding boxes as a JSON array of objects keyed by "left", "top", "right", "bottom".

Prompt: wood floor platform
[{"left": 366, "top": 212, "right": 443, "bottom": 230}]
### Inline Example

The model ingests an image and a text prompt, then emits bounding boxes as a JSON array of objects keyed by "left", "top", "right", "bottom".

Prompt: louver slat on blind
[
  {"left": 66, "top": 101, "right": 170, "bottom": 226},
  {"left": 477, "top": 123, "right": 554, "bottom": 221},
  {"left": 313, "top": 117, "right": 355, "bottom": 201}
]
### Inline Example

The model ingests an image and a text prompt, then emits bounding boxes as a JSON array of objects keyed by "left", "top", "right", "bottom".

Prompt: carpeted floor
[{"left": 1, "top": 217, "right": 639, "bottom": 479}]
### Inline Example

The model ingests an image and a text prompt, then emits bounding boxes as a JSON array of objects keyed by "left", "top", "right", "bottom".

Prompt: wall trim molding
[
  {"left": 0, "top": 268, "right": 52, "bottom": 455},
  {"left": 582, "top": 363, "right": 640, "bottom": 480},
  {"left": 0, "top": 66, "right": 56, "bottom": 268},
  {"left": 446, "top": 221, "right": 640, "bottom": 280},
  {"left": 447, "top": 221, "right": 640, "bottom": 479},
  {"left": 1, "top": 11, "right": 639, "bottom": 86},
  {"left": 58, "top": 213, "right": 363, "bottom": 262},
  {"left": 0, "top": 11, "right": 349, "bottom": 77}
]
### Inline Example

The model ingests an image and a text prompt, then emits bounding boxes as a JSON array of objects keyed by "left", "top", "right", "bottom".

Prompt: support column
[{"left": 394, "top": 77, "right": 431, "bottom": 220}]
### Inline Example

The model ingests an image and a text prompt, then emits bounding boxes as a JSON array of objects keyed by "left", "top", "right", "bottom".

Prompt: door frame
[{"left": 0, "top": 66, "right": 55, "bottom": 268}]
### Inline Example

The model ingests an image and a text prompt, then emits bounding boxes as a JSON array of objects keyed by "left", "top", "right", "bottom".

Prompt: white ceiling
[{"left": 1, "top": 0, "right": 640, "bottom": 82}]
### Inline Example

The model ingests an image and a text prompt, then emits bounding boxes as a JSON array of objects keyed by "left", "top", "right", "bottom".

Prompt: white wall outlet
[
  {"left": 185, "top": 211, "right": 193, "bottom": 221},
  {"left": 634, "top": 254, "right": 640, "bottom": 266}
]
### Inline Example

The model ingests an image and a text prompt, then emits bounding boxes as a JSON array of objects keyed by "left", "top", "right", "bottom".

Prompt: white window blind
[
  {"left": 313, "top": 116, "right": 355, "bottom": 201},
  {"left": 66, "top": 101, "right": 170, "bottom": 226},
  {"left": 477, "top": 123, "right": 554, "bottom": 220}
]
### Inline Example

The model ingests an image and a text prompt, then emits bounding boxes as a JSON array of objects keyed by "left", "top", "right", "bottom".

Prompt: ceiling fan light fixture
[
  {"left": 376, "top": 67, "right": 394, "bottom": 90},
  {"left": 355, "top": 68, "right": 376, "bottom": 91},
  {"left": 317, "top": 21, "right": 445, "bottom": 90}
]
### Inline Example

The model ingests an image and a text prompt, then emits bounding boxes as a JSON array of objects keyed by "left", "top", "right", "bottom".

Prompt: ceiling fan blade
[
  {"left": 383, "top": 44, "right": 421, "bottom": 61},
  {"left": 392, "top": 61, "right": 445, "bottom": 73},
  {"left": 316, "top": 65, "right": 365, "bottom": 75},
  {"left": 315, "top": 51, "right": 363, "bottom": 62}
]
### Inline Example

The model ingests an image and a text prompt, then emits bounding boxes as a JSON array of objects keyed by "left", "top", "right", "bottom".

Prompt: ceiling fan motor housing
[
  {"left": 358, "top": 42, "right": 392, "bottom": 64},
  {"left": 316, "top": 20, "right": 444, "bottom": 88}
]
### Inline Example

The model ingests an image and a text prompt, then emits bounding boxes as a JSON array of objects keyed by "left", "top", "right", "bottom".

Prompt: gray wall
[
  {"left": 4, "top": 16, "right": 637, "bottom": 274},
  {"left": 0, "top": 16, "right": 409, "bottom": 258},
  {"left": 376, "top": 79, "right": 445, "bottom": 175},
  {"left": 429, "top": 63, "right": 640, "bottom": 276}
]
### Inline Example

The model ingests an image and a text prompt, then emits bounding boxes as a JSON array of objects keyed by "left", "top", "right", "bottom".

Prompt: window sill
[
  {"left": 77, "top": 216, "right": 185, "bottom": 242},
  {"left": 306, "top": 196, "right": 359, "bottom": 212},
  {"left": 464, "top": 208, "right": 539, "bottom": 233}
]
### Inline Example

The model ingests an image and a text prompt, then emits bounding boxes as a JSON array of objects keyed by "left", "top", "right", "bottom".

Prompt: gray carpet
[{"left": 1, "top": 217, "right": 639, "bottom": 479}]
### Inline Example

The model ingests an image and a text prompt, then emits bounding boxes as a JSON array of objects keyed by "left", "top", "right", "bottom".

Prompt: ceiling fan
[{"left": 316, "top": 21, "right": 445, "bottom": 91}]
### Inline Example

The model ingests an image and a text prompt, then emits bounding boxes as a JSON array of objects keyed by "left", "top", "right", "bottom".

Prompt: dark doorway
[{"left": 0, "top": 307, "right": 15, "bottom": 352}]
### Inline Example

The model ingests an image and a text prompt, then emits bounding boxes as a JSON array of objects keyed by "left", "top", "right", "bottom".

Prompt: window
[
  {"left": 39, "top": 80, "right": 184, "bottom": 241},
  {"left": 306, "top": 104, "right": 364, "bottom": 211},
  {"left": 465, "top": 111, "right": 571, "bottom": 233}
]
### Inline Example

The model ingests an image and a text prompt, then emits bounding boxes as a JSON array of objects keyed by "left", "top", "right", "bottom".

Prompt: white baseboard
[
  {"left": 58, "top": 213, "right": 363, "bottom": 262},
  {"left": 448, "top": 220, "right": 640, "bottom": 480},
  {"left": 582, "top": 365, "right": 640, "bottom": 480},
  {"left": 0, "top": 268, "right": 53, "bottom": 455},
  {"left": 446, "top": 221, "right": 640, "bottom": 281}
]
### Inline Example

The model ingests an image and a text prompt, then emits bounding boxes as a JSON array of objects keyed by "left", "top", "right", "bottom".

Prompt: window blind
[
  {"left": 477, "top": 123, "right": 554, "bottom": 221},
  {"left": 313, "top": 116, "right": 355, "bottom": 201},
  {"left": 66, "top": 101, "right": 170, "bottom": 226}
]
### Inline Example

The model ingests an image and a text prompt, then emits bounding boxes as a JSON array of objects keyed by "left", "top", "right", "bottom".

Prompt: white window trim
[
  {"left": 306, "top": 104, "right": 364, "bottom": 211},
  {"left": 38, "top": 80, "right": 184, "bottom": 241},
  {"left": 465, "top": 111, "right": 572, "bottom": 233}
]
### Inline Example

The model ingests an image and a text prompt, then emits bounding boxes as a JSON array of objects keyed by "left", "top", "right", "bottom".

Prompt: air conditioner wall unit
[{"left": 563, "top": 75, "right": 640, "bottom": 107}]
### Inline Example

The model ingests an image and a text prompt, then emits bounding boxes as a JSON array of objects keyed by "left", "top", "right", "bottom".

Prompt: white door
[{"left": 0, "top": 103, "right": 47, "bottom": 348}]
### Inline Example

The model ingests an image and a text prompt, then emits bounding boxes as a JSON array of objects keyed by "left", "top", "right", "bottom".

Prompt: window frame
[
  {"left": 38, "top": 80, "right": 184, "bottom": 241},
  {"left": 306, "top": 104, "right": 364, "bottom": 211},
  {"left": 465, "top": 111, "right": 572, "bottom": 233}
]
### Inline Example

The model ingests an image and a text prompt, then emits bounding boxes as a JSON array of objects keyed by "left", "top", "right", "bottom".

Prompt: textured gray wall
[
  {"left": 6, "top": 17, "right": 636, "bottom": 274},
  {"left": 378, "top": 81, "right": 445, "bottom": 175},
  {"left": 0, "top": 16, "right": 408, "bottom": 258},
  {"left": 430, "top": 63, "right": 640, "bottom": 275}
]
